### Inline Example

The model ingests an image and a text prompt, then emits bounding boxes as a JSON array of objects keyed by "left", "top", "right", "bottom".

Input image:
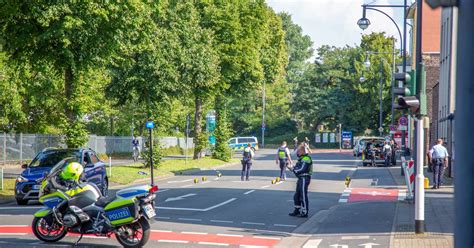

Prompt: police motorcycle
[{"left": 32, "top": 158, "right": 158, "bottom": 247}]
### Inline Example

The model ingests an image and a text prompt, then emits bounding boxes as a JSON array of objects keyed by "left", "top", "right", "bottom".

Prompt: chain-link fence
[{"left": 0, "top": 133, "right": 193, "bottom": 164}]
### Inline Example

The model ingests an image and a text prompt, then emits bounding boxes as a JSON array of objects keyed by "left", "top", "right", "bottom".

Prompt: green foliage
[
  {"left": 212, "top": 100, "right": 233, "bottom": 162},
  {"left": 141, "top": 142, "right": 163, "bottom": 169},
  {"left": 63, "top": 121, "right": 88, "bottom": 148}
]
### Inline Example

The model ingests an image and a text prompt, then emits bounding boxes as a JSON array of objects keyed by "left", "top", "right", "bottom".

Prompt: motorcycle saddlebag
[{"left": 104, "top": 198, "right": 139, "bottom": 226}]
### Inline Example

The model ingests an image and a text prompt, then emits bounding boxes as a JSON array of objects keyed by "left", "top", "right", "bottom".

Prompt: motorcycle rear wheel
[
  {"left": 115, "top": 217, "right": 150, "bottom": 248},
  {"left": 32, "top": 216, "right": 67, "bottom": 242}
]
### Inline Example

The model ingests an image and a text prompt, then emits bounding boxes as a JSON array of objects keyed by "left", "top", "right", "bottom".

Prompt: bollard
[
  {"left": 109, "top": 156, "right": 112, "bottom": 178},
  {"left": 424, "top": 177, "right": 429, "bottom": 189},
  {"left": 276, "top": 177, "right": 280, "bottom": 183},
  {"left": 194, "top": 178, "right": 199, "bottom": 184}
]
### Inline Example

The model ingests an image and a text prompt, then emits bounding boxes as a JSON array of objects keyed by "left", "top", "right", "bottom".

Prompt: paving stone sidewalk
[{"left": 388, "top": 165, "right": 454, "bottom": 248}]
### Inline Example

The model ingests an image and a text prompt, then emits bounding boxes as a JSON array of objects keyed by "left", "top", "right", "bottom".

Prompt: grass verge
[
  {"left": 0, "top": 179, "right": 16, "bottom": 200},
  {"left": 107, "top": 157, "right": 239, "bottom": 185}
]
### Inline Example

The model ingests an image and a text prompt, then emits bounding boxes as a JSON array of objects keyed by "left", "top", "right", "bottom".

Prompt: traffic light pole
[{"left": 401, "top": 0, "right": 407, "bottom": 156}]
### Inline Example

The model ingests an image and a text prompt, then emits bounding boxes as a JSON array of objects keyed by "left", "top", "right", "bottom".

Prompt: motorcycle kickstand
[{"left": 74, "top": 233, "right": 83, "bottom": 247}]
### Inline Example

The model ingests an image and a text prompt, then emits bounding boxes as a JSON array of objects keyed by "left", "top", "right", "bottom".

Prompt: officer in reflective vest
[
  {"left": 276, "top": 141, "right": 292, "bottom": 180},
  {"left": 287, "top": 144, "right": 313, "bottom": 218},
  {"left": 241, "top": 143, "right": 254, "bottom": 181}
]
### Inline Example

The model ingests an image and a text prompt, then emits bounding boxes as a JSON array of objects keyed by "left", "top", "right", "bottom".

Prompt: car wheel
[
  {"left": 16, "top": 198, "right": 28, "bottom": 205},
  {"left": 101, "top": 178, "right": 108, "bottom": 197}
]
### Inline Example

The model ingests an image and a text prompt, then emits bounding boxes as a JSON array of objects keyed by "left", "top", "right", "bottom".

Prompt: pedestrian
[
  {"left": 293, "top": 137, "right": 298, "bottom": 151},
  {"left": 276, "top": 141, "right": 293, "bottom": 181},
  {"left": 382, "top": 141, "right": 392, "bottom": 167},
  {"left": 241, "top": 143, "right": 254, "bottom": 181},
  {"left": 303, "top": 137, "right": 313, "bottom": 154},
  {"left": 287, "top": 143, "right": 313, "bottom": 218},
  {"left": 390, "top": 139, "right": 397, "bottom": 165},
  {"left": 429, "top": 139, "right": 449, "bottom": 189}
]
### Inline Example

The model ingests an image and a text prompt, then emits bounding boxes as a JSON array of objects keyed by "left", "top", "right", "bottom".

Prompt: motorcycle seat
[{"left": 95, "top": 196, "right": 115, "bottom": 207}]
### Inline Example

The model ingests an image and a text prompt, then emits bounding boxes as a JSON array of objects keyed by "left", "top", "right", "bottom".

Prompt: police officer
[
  {"left": 429, "top": 139, "right": 449, "bottom": 189},
  {"left": 241, "top": 143, "right": 254, "bottom": 181},
  {"left": 275, "top": 141, "right": 293, "bottom": 181},
  {"left": 382, "top": 141, "right": 392, "bottom": 167},
  {"left": 287, "top": 144, "right": 312, "bottom": 218}
]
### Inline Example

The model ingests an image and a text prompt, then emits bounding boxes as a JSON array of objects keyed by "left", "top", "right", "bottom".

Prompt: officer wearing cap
[
  {"left": 429, "top": 139, "right": 449, "bottom": 189},
  {"left": 287, "top": 143, "right": 313, "bottom": 218},
  {"left": 276, "top": 141, "right": 292, "bottom": 181}
]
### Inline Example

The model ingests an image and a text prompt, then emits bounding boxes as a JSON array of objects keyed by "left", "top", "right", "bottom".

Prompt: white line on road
[
  {"left": 155, "top": 216, "right": 171, "bottom": 220},
  {"left": 398, "top": 191, "right": 407, "bottom": 201},
  {"left": 204, "top": 198, "right": 237, "bottom": 211},
  {"left": 0, "top": 206, "right": 42, "bottom": 210},
  {"left": 167, "top": 179, "right": 193, "bottom": 184},
  {"left": 342, "top": 193, "right": 350, "bottom": 197},
  {"left": 180, "top": 184, "right": 194, "bottom": 188},
  {"left": 178, "top": 218, "right": 202, "bottom": 222},
  {"left": 182, "top": 231, "right": 208, "bottom": 235},
  {"left": 425, "top": 193, "right": 453, "bottom": 198},
  {"left": 158, "top": 240, "right": 189, "bottom": 244},
  {"left": 157, "top": 189, "right": 170, "bottom": 193},
  {"left": 273, "top": 224, "right": 297, "bottom": 228},
  {"left": 217, "top": 233, "right": 244, "bottom": 237},
  {"left": 202, "top": 181, "right": 211, "bottom": 184},
  {"left": 261, "top": 185, "right": 270, "bottom": 188},
  {"left": 244, "top": 190, "right": 256, "bottom": 195},
  {"left": 198, "top": 242, "right": 229, "bottom": 246},
  {"left": 240, "top": 246, "right": 269, "bottom": 248},
  {"left": 341, "top": 235, "right": 370, "bottom": 240},
  {"left": 302, "top": 239, "right": 322, "bottom": 248},
  {"left": 275, "top": 181, "right": 283, "bottom": 185},
  {"left": 151, "top": 230, "right": 172, "bottom": 233},
  {"left": 0, "top": 233, "right": 28, "bottom": 235},
  {"left": 156, "top": 198, "right": 236, "bottom": 212},
  {"left": 242, "top": 222, "right": 265, "bottom": 226},
  {"left": 211, "top": 220, "right": 234, "bottom": 223},
  {"left": 338, "top": 199, "right": 348, "bottom": 203},
  {"left": 253, "top": 236, "right": 281, "bottom": 240}
]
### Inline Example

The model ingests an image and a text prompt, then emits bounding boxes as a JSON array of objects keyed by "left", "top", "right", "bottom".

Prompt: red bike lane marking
[
  {"left": 348, "top": 188, "right": 399, "bottom": 203},
  {"left": 0, "top": 226, "right": 280, "bottom": 247}
]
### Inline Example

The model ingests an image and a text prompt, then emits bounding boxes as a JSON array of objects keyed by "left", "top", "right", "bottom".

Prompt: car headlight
[{"left": 16, "top": 176, "right": 28, "bottom": 183}]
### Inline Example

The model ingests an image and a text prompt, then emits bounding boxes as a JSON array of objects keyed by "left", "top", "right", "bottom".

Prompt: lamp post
[{"left": 357, "top": 1, "right": 410, "bottom": 153}]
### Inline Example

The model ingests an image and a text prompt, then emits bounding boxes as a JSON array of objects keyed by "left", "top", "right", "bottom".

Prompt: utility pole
[
  {"left": 262, "top": 81, "right": 266, "bottom": 148},
  {"left": 379, "top": 58, "right": 384, "bottom": 137},
  {"left": 339, "top": 124, "right": 342, "bottom": 152}
]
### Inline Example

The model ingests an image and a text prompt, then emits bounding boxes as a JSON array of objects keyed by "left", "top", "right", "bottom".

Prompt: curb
[{"left": 0, "top": 197, "right": 14, "bottom": 205}]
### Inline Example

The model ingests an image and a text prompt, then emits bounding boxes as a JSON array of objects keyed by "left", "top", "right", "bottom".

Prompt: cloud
[{"left": 267, "top": 0, "right": 406, "bottom": 54}]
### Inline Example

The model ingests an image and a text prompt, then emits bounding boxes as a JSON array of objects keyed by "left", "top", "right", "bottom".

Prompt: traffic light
[
  {"left": 393, "top": 71, "right": 421, "bottom": 114},
  {"left": 392, "top": 72, "right": 412, "bottom": 96}
]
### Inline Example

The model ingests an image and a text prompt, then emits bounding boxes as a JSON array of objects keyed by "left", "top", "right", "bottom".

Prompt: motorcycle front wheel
[
  {"left": 32, "top": 216, "right": 67, "bottom": 242},
  {"left": 115, "top": 217, "right": 150, "bottom": 248}
]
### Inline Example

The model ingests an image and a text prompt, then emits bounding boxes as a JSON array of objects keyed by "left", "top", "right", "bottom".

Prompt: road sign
[
  {"left": 341, "top": 131, "right": 352, "bottom": 148},
  {"left": 146, "top": 121, "right": 155, "bottom": 129},
  {"left": 398, "top": 116, "right": 408, "bottom": 126},
  {"left": 389, "top": 124, "right": 397, "bottom": 131},
  {"left": 378, "top": 127, "right": 384, "bottom": 132}
]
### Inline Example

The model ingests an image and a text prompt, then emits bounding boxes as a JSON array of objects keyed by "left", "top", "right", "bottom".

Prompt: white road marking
[
  {"left": 244, "top": 190, "right": 256, "bottom": 195},
  {"left": 81, "top": 236, "right": 107, "bottom": 239},
  {"left": 198, "top": 242, "right": 229, "bottom": 246},
  {"left": 0, "top": 206, "right": 42, "bottom": 210},
  {"left": 217, "top": 233, "right": 243, "bottom": 237},
  {"left": 253, "top": 236, "right": 281, "bottom": 240},
  {"left": 275, "top": 181, "right": 283, "bottom": 185},
  {"left": 182, "top": 231, "right": 208, "bottom": 235},
  {"left": 240, "top": 246, "right": 269, "bottom": 248},
  {"left": 165, "top": 193, "right": 197, "bottom": 202},
  {"left": 273, "top": 224, "right": 297, "bottom": 228},
  {"left": 211, "top": 220, "right": 234, "bottom": 223},
  {"left": 398, "top": 191, "right": 407, "bottom": 201},
  {"left": 341, "top": 236, "right": 370, "bottom": 240},
  {"left": 425, "top": 193, "right": 453, "bottom": 198},
  {"left": 303, "top": 239, "right": 322, "bottom": 248},
  {"left": 342, "top": 193, "right": 350, "bottom": 197},
  {"left": 314, "top": 160, "right": 359, "bottom": 162},
  {"left": 178, "top": 218, "right": 202, "bottom": 222},
  {"left": 0, "top": 233, "right": 28, "bottom": 235},
  {"left": 167, "top": 179, "right": 193, "bottom": 184},
  {"left": 151, "top": 230, "right": 172, "bottom": 233},
  {"left": 338, "top": 199, "right": 348, "bottom": 203},
  {"left": 155, "top": 217, "right": 171, "bottom": 220},
  {"left": 157, "top": 189, "right": 170, "bottom": 193},
  {"left": 202, "top": 181, "right": 211, "bottom": 184},
  {"left": 343, "top": 188, "right": 352, "bottom": 193},
  {"left": 261, "top": 185, "right": 270, "bottom": 188},
  {"left": 158, "top": 240, "right": 189, "bottom": 244},
  {"left": 242, "top": 222, "right": 265, "bottom": 226},
  {"left": 156, "top": 198, "right": 236, "bottom": 212},
  {"left": 180, "top": 184, "right": 194, "bottom": 188}
]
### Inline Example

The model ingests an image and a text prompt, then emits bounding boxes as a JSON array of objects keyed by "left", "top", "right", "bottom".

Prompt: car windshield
[{"left": 29, "top": 150, "right": 81, "bottom": 168}]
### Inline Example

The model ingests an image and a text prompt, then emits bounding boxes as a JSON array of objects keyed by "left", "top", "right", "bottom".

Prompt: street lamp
[
  {"left": 357, "top": 17, "right": 371, "bottom": 30},
  {"left": 364, "top": 54, "right": 371, "bottom": 69}
]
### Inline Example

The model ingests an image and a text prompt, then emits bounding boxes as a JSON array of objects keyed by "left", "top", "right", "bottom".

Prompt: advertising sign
[
  {"left": 322, "top": 133, "right": 328, "bottom": 143},
  {"left": 330, "top": 133, "right": 336, "bottom": 143},
  {"left": 315, "top": 133, "right": 321, "bottom": 143},
  {"left": 341, "top": 131, "right": 353, "bottom": 149}
]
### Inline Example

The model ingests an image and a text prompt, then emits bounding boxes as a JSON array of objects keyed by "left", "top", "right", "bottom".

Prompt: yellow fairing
[{"left": 65, "top": 184, "right": 96, "bottom": 197}]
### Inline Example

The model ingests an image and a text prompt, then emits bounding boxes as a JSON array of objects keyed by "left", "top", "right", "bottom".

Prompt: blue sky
[{"left": 267, "top": 0, "right": 410, "bottom": 57}]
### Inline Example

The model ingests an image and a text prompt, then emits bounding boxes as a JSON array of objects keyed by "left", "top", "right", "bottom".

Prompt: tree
[{"left": 0, "top": 2, "right": 148, "bottom": 147}]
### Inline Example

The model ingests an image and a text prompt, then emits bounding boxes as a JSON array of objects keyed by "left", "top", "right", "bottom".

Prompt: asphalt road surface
[{"left": 0, "top": 149, "right": 404, "bottom": 247}]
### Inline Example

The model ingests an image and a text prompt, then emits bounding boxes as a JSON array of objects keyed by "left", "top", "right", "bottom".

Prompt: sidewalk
[{"left": 388, "top": 166, "right": 454, "bottom": 248}]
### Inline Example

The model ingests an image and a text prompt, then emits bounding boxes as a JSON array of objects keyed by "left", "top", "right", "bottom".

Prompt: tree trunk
[{"left": 193, "top": 96, "right": 204, "bottom": 159}]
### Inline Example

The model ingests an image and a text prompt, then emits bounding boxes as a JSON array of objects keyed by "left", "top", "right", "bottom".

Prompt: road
[{"left": 0, "top": 149, "right": 405, "bottom": 247}]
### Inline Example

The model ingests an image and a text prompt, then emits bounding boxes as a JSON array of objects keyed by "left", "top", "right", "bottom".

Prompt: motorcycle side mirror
[{"left": 21, "top": 164, "right": 28, "bottom": 169}]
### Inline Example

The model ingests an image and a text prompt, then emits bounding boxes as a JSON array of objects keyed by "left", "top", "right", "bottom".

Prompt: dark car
[{"left": 14, "top": 148, "right": 108, "bottom": 205}]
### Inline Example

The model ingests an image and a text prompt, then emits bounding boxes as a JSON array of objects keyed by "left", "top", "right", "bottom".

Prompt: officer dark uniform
[
  {"left": 241, "top": 144, "right": 254, "bottom": 181},
  {"left": 288, "top": 144, "right": 312, "bottom": 218},
  {"left": 276, "top": 141, "right": 292, "bottom": 181}
]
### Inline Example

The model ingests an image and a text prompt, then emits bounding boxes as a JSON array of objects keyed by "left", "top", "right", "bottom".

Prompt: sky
[{"left": 267, "top": 0, "right": 410, "bottom": 57}]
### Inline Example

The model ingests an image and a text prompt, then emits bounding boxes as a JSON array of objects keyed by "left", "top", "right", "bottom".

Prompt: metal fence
[{"left": 1, "top": 133, "right": 193, "bottom": 164}]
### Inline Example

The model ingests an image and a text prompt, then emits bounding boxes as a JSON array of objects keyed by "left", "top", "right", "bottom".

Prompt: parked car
[
  {"left": 361, "top": 138, "right": 386, "bottom": 167},
  {"left": 353, "top": 137, "right": 384, "bottom": 157},
  {"left": 15, "top": 148, "right": 108, "bottom": 205},
  {"left": 228, "top": 136, "right": 259, "bottom": 151}
]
